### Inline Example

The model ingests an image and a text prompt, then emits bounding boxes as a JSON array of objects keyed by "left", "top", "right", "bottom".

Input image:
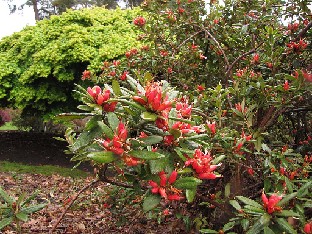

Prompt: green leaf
[
  {"left": 229, "top": 200, "right": 241, "bottom": 211},
  {"left": 199, "top": 229, "right": 218, "bottom": 233},
  {"left": 97, "top": 121, "right": 114, "bottom": 139},
  {"left": 0, "top": 217, "right": 13, "bottom": 230},
  {"left": 16, "top": 192, "right": 27, "bottom": 207},
  {"left": 275, "top": 218, "right": 297, "bottom": 234},
  {"left": 87, "top": 151, "right": 116, "bottom": 163},
  {"left": 141, "top": 112, "right": 158, "bottom": 121},
  {"left": 186, "top": 189, "right": 196, "bottom": 203},
  {"left": 276, "top": 210, "right": 300, "bottom": 217},
  {"left": 174, "top": 177, "right": 202, "bottom": 190},
  {"left": 246, "top": 213, "right": 271, "bottom": 234},
  {"left": 241, "top": 219, "right": 249, "bottom": 231},
  {"left": 263, "top": 226, "right": 275, "bottom": 234},
  {"left": 112, "top": 80, "right": 122, "bottom": 96},
  {"left": 223, "top": 221, "right": 235, "bottom": 232},
  {"left": 143, "top": 194, "right": 161, "bottom": 212},
  {"left": 297, "top": 181, "right": 312, "bottom": 197},
  {"left": 129, "top": 150, "right": 165, "bottom": 160},
  {"left": 21, "top": 190, "right": 39, "bottom": 207},
  {"left": 77, "top": 105, "right": 94, "bottom": 111},
  {"left": 236, "top": 196, "right": 263, "bottom": 209},
  {"left": 21, "top": 203, "right": 47, "bottom": 214},
  {"left": 212, "top": 155, "right": 225, "bottom": 165},
  {"left": 140, "top": 135, "right": 163, "bottom": 145},
  {"left": 144, "top": 72, "right": 153, "bottom": 82},
  {"left": 149, "top": 156, "right": 172, "bottom": 174},
  {"left": 56, "top": 113, "right": 93, "bottom": 121},
  {"left": 107, "top": 112, "right": 119, "bottom": 130},
  {"left": 278, "top": 192, "right": 297, "bottom": 206},
  {"left": 0, "top": 186, "right": 14, "bottom": 205},
  {"left": 16, "top": 212, "right": 28, "bottom": 222}
]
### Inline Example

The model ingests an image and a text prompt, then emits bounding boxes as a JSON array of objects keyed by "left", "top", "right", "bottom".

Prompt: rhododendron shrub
[{"left": 60, "top": 0, "right": 312, "bottom": 233}]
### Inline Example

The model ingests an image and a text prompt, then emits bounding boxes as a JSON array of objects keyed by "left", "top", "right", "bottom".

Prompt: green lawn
[
  {"left": 0, "top": 161, "right": 89, "bottom": 178},
  {"left": 0, "top": 122, "right": 18, "bottom": 131}
]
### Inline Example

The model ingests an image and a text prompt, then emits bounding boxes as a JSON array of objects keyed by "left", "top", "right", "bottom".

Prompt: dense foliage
[
  {"left": 3, "top": 0, "right": 308, "bottom": 233},
  {"left": 0, "top": 7, "right": 142, "bottom": 119}
]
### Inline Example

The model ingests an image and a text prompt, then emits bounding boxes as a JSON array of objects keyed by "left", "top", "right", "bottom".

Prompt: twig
[
  {"left": 293, "top": 20, "right": 312, "bottom": 42},
  {"left": 225, "top": 42, "right": 264, "bottom": 79},
  {"left": 49, "top": 178, "right": 100, "bottom": 233}
]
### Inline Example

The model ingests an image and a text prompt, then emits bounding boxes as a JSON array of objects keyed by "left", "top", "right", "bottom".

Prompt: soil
[{"left": 0, "top": 131, "right": 91, "bottom": 172}]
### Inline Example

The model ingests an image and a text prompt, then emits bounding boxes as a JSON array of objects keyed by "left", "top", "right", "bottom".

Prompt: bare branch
[{"left": 50, "top": 178, "right": 100, "bottom": 233}]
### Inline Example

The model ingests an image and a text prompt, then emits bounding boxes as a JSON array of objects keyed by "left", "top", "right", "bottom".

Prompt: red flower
[
  {"left": 133, "top": 16, "right": 146, "bottom": 27},
  {"left": 87, "top": 86, "right": 111, "bottom": 106},
  {"left": 148, "top": 171, "right": 183, "bottom": 201},
  {"left": 145, "top": 82, "right": 173, "bottom": 113},
  {"left": 197, "top": 85, "right": 205, "bottom": 92},
  {"left": 120, "top": 71, "right": 128, "bottom": 81},
  {"left": 247, "top": 168, "right": 254, "bottom": 176},
  {"left": 252, "top": 54, "right": 260, "bottom": 64},
  {"left": 288, "top": 22, "right": 299, "bottom": 32},
  {"left": 302, "top": 70, "right": 312, "bottom": 82},
  {"left": 82, "top": 70, "right": 91, "bottom": 80},
  {"left": 164, "top": 135, "right": 175, "bottom": 145},
  {"left": 176, "top": 101, "right": 192, "bottom": 118},
  {"left": 283, "top": 80, "right": 289, "bottom": 91},
  {"left": 304, "top": 222, "right": 312, "bottom": 234},
  {"left": 207, "top": 121, "right": 216, "bottom": 135},
  {"left": 185, "top": 149, "right": 221, "bottom": 180},
  {"left": 261, "top": 192, "right": 282, "bottom": 214}
]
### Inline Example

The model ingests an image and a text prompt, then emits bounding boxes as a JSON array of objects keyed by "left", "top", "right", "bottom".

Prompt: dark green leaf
[
  {"left": 143, "top": 194, "right": 161, "bottom": 212},
  {"left": 107, "top": 112, "right": 119, "bottom": 130},
  {"left": 21, "top": 203, "right": 47, "bottom": 214},
  {"left": 97, "top": 121, "right": 114, "bottom": 139},
  {"left": 0, "top": 186, "right": 14, "bottom": 205},
  {"left": 223, "top": 221, "right": 235, "bottom": 232},
  {"left": 236, "top": 196, "right": 263, "bottom": 209},
  {"left": 174, "top": 177, "right": 202, "bottom": 190},
  {"left": 199, "top": 229, "right": 218, "bottom": 233},
  {"left": 276, "top": 210, "right": 300, "bottom": 217},
  {"left": 263, "top": 226, "right": 275, "bottom": 234},
  {"left": 16, "top": 212, "right": 28, "bottom": 222},
  {"left": 87, "top": 151, "right": 116, "bottom": 163},
  {"left": 275, "top": 218, "right": 297, "bottom": 234},
  {"left": 0, "top": 217, "right": 13, "bottom": 229},
  {"left": 140, "top": 135, "right": 163, "bottom": 145},
  {"left": 246, "top": 213, "right": 271, "bottom": 234},
  {"left": 129, "top": 150, "right": 165, "bottom": 160},
  {"left": 229, "top": 200, "right": 241, "bottom": 211}
]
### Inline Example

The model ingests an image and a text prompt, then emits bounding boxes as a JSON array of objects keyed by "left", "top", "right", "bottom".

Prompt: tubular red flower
[
  {"left": 262, "top": 192, "right": 282, "bottom": 214},
  {"left": 168, "top": 171, "right": 178, "bottom": 184}
]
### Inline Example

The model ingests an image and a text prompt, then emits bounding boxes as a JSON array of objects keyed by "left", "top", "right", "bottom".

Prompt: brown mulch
[{"left": 0, "top": 131, "right": 193, "bottom": 233}]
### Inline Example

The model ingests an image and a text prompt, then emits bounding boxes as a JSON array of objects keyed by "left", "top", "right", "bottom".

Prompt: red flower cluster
[
  {"left": 176, "top": 101, "right": 192, "bottom": 118},
  {"left": 288, "top": 22, "right": 299, "bottom": 32},
  {"left": 287, "top": 39, "right": 308, "bottom": 53},
  {"left": 133, "top": 16, "right": 146, "bottom": 27},
  {"left": 149, "top": 171, "right": 183, "bottom": 201},
  {"left": 261, "top": 192, "right": 282, "bottom": 214},
  {"left": 133, "top": 82, "right": 173, "bottom": 114},
  {"left": 87, "top": 86, "right": 117, "bottom": 112},
  {"left": 125, "top": 48, "right": 138, "bottom": 58},
  {"left": 207, "top": 121, "right": 216, "bottom": 135},
  {"left": 82, "top": 70, "right": 91, "bottom": 80},
  {"left": 185, "top": 149, "right": 221, "bottom": 180},
  {"left": 283, "top": 80, "right": 289, "bottom": 91},
  {"left": 102, "top": 121, "right": 128, "bottom": 155},
  {"left": 302, "top": 70, "right": 312, "bottom": 82},
  {"left": 102, "top": 122, "right": 140, "bottom": 166}
]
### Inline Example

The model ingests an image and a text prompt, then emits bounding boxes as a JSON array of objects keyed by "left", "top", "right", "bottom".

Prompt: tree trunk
[{"left": 31, "top": 0, "right": 40, "bottom": 21}]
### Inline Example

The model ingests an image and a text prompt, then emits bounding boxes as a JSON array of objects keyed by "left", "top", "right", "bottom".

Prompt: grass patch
[
  {"left": 0, "top": 161, "right": 89, "bottom": 178},
  {"left": 0, "top": 122, "right": 19, "bottom": 131}
]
